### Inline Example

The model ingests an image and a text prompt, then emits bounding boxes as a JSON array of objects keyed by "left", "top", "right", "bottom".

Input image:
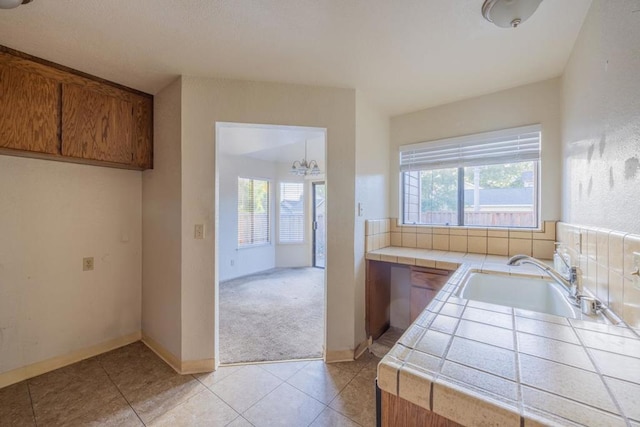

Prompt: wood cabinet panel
[
  {"left": 366, "top": 260, "right": 392, "bottom": 340},
  {"left": 381, "top": 390, "right": 462, "bottom": 427},
  {"left": 61, "top": 83, "right": 133, "bottom": 164},
  {"left": 410, "top": 286, "right": 438, "bottom": 322},
  {"left": 132, "top": 96, "right": 153, "bottom": 169},
  {"left": 0, "top": 63, "right": 59, "bottom": 154}
]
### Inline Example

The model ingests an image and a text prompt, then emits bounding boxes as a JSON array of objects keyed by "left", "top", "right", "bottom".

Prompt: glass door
[{"left": 312, "top": 182, "right": 326, "bottom": 268}]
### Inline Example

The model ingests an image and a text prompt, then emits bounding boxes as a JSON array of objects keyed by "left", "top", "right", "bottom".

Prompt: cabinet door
[
  {"left": 131, "top": 95, "right": 153, "bottom": 169},
  {"left": 0, "top": 63, "right": 59, "bottom": 154},
  {"left": 410, "top": 286, "right": 438, "bottom": 322},
  {"left": 61, "top": 83, "right": 133, "bottom": 164}
]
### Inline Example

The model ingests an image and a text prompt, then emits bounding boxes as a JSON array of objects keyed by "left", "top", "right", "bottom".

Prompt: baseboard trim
[
  {"left": 354, "top": 336, "right": 372, "bottom": 359},
  {"left": 141, "top": 332, "right": 182, "bottom": 373},
  {"left": 0, "top": 331, "right": 141, "bottom": 389},
  {"left": 325, "top": 349, "right": 355, "bottom": 363},
  {"left": 141, "top": 332, "right": 214, "bottom": 375},
  {"left": 181, "top": 358, "right": 215, "bottom": 374}
]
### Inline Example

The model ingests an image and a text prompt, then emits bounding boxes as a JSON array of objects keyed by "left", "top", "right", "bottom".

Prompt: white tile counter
[{"left": 369, "top": 247, "right": 640, "bottom": 426}]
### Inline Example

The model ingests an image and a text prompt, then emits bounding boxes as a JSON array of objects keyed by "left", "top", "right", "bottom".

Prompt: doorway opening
[{"left": 216, "top": 122, "right": 327, "bottom": 365}]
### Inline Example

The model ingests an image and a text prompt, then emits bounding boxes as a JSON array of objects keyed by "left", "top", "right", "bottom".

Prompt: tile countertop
[{"left": 369, "top": 246, "right": 640, "bottom": 427}]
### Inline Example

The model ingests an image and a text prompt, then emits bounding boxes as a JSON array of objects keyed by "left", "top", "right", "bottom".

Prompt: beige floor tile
[
  {"left": 194, "top": 365, "right": 243, "bottom": 387},
  {"left": 287, "top": 360, "right": 357, "bottom": 404},
  {"left": 99, "top": 343, "right": 205, "bottom": 423},
  {"left": 244, "top": 383, "right": 325, "bottom": 427},
  {"left": 329, "top": 371, "right": 377, "bottom": 427},
  {"left": 29, "top": 358, "right": 141, "bottom": 426},
  {"left": 226, "top": 415, "right": 254, "bottom": 426},
  {"left": 0, "top": 382, "right": 36, "bottom": 426},
  {"left": 310, "top": 407, "right": 361, "bottom": 427},
  {"left": 209, "top": 365, "right": 282, "bottom": 413},
  {"left": 149, "top": 389, "right": 238, "bottom": 426},
  {"left": 259, "top": 360, "right": 311, "bottom": 380}
]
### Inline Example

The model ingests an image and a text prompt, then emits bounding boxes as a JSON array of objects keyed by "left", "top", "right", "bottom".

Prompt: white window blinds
[
  {"left": 279, "top": 182, "right": 304, "bottom": 243},
  {"left": 400, "top": 124, "right": 541, "bottom": 171},
  {"left": 238, "top": 178, "right": 270, "bottom": 247}
]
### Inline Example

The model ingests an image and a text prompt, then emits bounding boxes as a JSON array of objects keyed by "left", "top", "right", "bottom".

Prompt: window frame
[
  {"left": 237, "top": 176, "right": 271, "bottom": 248},
  {"left": 399, "top": 125, "right": 541, "bottom": 229}
]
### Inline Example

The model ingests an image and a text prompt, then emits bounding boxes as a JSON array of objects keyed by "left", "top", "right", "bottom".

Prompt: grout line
[
  {"left": 96, "top": 357, "right": 147, "bottom": 426},
  {"left": 568, "top": 322, "right": 631, "bottom": 426},
  {"left": 512, "top": 308, "right": 525, "bottom": 425},
  {"left": 25, "top": 381, "right": 38, "bottom": 427}
]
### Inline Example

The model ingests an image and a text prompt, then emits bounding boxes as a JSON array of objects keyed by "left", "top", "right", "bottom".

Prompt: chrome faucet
[{"left": 507, "top": 254, "right": 582, "bottom": 303}]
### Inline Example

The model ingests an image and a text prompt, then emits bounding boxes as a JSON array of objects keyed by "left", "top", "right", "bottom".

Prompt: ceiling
[
  {"left": 0, "top": 0, "right": 591, "bottom": 115},
  {"left": 217, "top": 123, "right": 325, "bottom": 165}
]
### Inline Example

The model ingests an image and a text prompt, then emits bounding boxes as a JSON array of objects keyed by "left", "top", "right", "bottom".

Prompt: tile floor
[{"left": 0, "top": 342, "right": 380, "bottom": 426}]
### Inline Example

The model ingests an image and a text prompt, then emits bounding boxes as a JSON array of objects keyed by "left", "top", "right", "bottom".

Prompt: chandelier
[{"left": 290, "top": 140, "right": 321, "bottom": 176}]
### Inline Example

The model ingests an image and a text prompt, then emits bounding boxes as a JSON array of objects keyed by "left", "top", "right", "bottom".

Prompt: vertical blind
[
  {"left": 400, "top": 124, "right": 541, "bottom": 171},
  {"left": 237, "top": 177, "right": 270, "bottom": 247},
  {"left": 279, "top": 182, "right": 304, "bottom": 243}
]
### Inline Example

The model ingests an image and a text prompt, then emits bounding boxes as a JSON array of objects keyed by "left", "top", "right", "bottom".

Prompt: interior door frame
[{"left": 312, "top": 181, "right": 325, "bottom": 269}]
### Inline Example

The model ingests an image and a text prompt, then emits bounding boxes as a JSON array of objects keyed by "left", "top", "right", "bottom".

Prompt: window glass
[
  {"left": 279, "top": 182, "right": 304, "bottom": 243},
  {"left": 238, "top": 177, "right": 270, "bottom": 247}
]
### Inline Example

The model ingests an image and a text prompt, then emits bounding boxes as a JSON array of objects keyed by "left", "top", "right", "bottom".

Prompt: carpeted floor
[{"left": 219, "top": 267, "right": 325, "bottom": 364}]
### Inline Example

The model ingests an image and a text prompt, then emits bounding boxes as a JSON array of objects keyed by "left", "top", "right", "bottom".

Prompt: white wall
[
  {"left": 390, "top": 78, "right": 563, "bottom": 224},
  {"left": 0, "top": 156, "right": 141, "bottom": 374},
  {"left": 142, "top": 77, "right": 183, "bottom": 359},
  {"left": 561, "top": 0, "right": 640, "bottom": 233},
  {"left": 179, "top": 77, "right": 357, "bottom": 362},
  {"left": 218, "top": 154, "right": 276, "bottom": 281},
  {"left": 354, "top": 92, "right": 391, "bottom": 345}
]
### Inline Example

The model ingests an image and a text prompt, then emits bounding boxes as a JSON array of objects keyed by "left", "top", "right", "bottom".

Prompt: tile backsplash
[
  {"left": 557, "top": 222, "right": 640, "bottom": 330},
  {"left": 365, "top": 218, "right": 557, "bottom": 260}
]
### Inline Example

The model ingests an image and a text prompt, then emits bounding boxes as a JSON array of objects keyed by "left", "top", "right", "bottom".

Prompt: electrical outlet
[
  {"left": 83, "top": 257, "right": 94, "bottom": 271},
  {"left": 194, "top": 224, "right": 205, "bottom": 239}
]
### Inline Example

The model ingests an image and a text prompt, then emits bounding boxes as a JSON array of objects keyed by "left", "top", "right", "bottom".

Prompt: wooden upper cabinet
[
  {"left": 0, "top": 62, "right": 59, "bottom": 154},
  {"left": 132, "top": 95, "right": 153, "bottom": 169},
  {"left": 0, "top": 46, "right": 153, "bottom": 170},
  {"left": 61, "top": 83, "right": 133, "bottom": 164}
]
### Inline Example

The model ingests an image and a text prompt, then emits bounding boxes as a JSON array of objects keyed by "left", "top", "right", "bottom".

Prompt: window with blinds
[
  {"left": 279, "top": 182, "right": 305, "bottom": 243},
  {"left": 237, "top": 177, "right": 270, "bottom": 247},
  {"left": 399, "top": 125, "right": 541, "bottom": 228}
]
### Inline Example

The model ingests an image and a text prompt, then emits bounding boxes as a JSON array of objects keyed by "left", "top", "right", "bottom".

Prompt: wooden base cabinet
[
  {"left": 380, "top": 390, "right": 462, "bottom": 427},
  {"left": 409, "top": 267, "right": 451, "bottom": 322}
]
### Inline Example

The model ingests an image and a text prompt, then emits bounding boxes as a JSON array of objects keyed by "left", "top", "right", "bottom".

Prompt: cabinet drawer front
[{"left": 410, "top": 268, "right": 451, "bottom": 290}]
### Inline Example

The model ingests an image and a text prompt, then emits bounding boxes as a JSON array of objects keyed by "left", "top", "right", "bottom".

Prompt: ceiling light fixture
[
  {"left": 290, "top": 140, "right": 321, "bottom": 176},
  {"left": 0, "top": 0, "right": 32, "bottom": 9},
  {"left": 482, "top": 0, "right": 543, "bottom": 28}
]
